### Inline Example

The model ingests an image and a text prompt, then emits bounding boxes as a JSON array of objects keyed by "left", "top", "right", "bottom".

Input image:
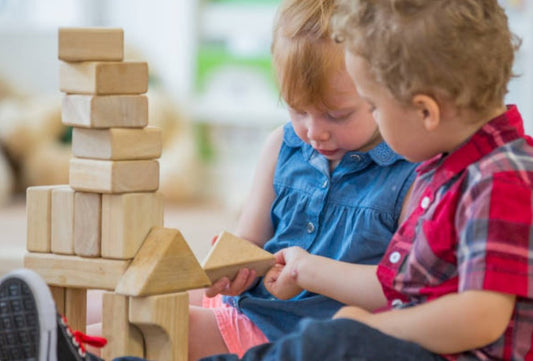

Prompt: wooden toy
[
  {"left": 58, "top": 28, "right": 124, "bottom": 62},
  {"left": 65, "top": 288, "right": 87, "bottom": 332},
  {"left": 51, "top": 186, "right": 75, "bottom": 255},
  {"left": 26, "top": 185, "right": 64, "bottom": 253},
  {"left": 73, "top": 192, "right": 102, "bottom": 257}
]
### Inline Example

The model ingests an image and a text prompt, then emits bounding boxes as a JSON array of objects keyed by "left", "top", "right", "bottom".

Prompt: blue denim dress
[{"left": 224, "top": 123, "right": 418, "bottom": 341}]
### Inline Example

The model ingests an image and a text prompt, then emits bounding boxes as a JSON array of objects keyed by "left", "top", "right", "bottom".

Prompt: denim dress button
[
  {"left": 306, "top": 222, "right": 315, "bottom": 233},
  {"left": 321, "top": 180, "right": 328, "bottom": 188}
]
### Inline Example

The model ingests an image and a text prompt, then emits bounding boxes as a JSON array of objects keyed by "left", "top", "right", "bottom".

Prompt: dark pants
[{"left": 110, "top": 318, "right": 446, "bottom": 361}]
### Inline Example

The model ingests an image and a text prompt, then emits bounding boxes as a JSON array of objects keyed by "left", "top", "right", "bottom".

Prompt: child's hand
[
  {"left": 204, "top": 268, "right": 257, "bottom": 298},
  {"left": 263, "top": 247, "right": 308, "bottom": 299}
]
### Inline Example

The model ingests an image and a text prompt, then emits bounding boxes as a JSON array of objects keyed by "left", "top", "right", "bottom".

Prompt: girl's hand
[
  {"left": 204, "top": 268, "right": 257, "bottom": 298},
  {"left": 263, "top": 247, "right": 309, "bottom": 299}
]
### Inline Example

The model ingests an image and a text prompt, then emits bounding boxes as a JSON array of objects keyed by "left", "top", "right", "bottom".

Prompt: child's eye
[{"left": 327, "top": 111, "right": 353, "bottom": 121}]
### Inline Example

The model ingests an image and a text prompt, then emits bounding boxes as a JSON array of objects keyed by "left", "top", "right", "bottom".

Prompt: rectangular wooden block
[
  {"left": 58, "top": 27, "right": 124, "bottom": 62},
  {"left": 49, "top": 286, "right": 66, "bottom": 314},
  {"left": 65, "top": 288, "right": 87, "bottom": 333},
  {"left": 69, "top": 158, "right": 159, "bottom": 194},
  {"left": 27, "top": 185, "right": 66, "bottom": 253},
  {"left": 102, "top": 192, "right": 164, "bottom": 259},
  {"left": 59, "top": 61, "right": 148, "bottom": 95},
  {"left": 74, "top": 192, "right": 102, "bottom": 257},
  {"left": 51, "top": 186, "right": 75, "bottom": 255},
  {"left": 62, "top": 95, "right": 148, "bottom": 129},
  {"left": 72, "top": 127, "right": 162, "bottom": 160},
  {"left": 24, "top": 252, "right": 130, "bottom": 290}
]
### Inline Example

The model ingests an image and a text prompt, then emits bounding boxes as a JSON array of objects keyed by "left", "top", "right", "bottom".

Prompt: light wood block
[
  {"left": 62, "top": 95, "right": 148, "bottom": 129},
  {"left": 27, "top": 185, "right": 65, "bottom": 253},
  {"left": 24, "top": 252, "right": 130, "bottom": 290},
  {"left": 74, "top": 192, "right": 101, "bottom": 257},
  {"left": 59, "top": 61, "right": 148, "bottom": 95},
  {"left": 102, "top": 292, "right": 144, "bottom": 361},
  {"left": 51, "top": 186, "right": 75, "bottom": 255},
  {"left": 65, "top": 288, "right": 87, "bottom": 333},
  {"left": 115, "top": 227, "right": 211, "bottom": 296},
  {"left": 72, "top": 127, "right": 162, "bottom": 160},
  {"left": 69, "top": 158, "right": 159, "bottom": 194},
  {"left": 129, "top": 293, "right": 188, "bottom": 361},
  {"left": 58, "top": 28, "right": 124, "bottom": 62},
  {"left": 49, "top": 286, "right": 66, "bottom": 314},
  {"left": 201, "top": 231, "right": 275, "bottom": 283},
  {"left": 102, "top": 193, "right": 164, "bottom": 260}
]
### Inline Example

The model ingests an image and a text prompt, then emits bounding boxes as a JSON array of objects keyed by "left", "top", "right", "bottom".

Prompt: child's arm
[
  {"left": 206, "top": 126, "right": 284, "bottom": 297},
  {"left": 334, "top": 290, "right": 515, "bottom": 354},
  {"left": 264, "top": 246, "right": 388, "bottom": 311}
]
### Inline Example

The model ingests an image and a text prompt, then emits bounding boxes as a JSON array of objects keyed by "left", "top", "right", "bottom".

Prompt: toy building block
[
  {"left": 129, "top": 292, "right": 189, "bottom": 361},
  {"left": 51, "top": 186, "right": 75, "bottom": 255},
  {"left": 27, "top": 185, "right": 66, "bottom": 252},
  {"left": 59, "top": 61, "right": 148, "bottom": 95},
  {"left": 58, "top": 28, "right": 124, "bottom": 62},
  {"left": 62, "top": 95, "right": 148, "bottom": 129},
  {"left": 69, "top": 158, "right": 159, "bottom": 194},
  {"left": 202, "top": 231, "right": 276, "bottom": 283},
  {"left": 102, "top": 193, "right": 164, "bottom": 260},
  {"left": 24, "top": 252, "right": 130, "bottom": 290},
  {"left": 102, "top": 292, "right": 144, "bottom": 361},
  {"left": 74, "top": 192, "right": 101, "bottom": 257},
  {"left": 115, "top": 227, "right": 211, "bottom": 296},
  {"left": 72, "top": 127, "right": 162, "bottom": 161},
  {"left": 49, "top": 286, "right": 66, "bottom": 314},
  {"left": 65, "top": 288, "right": 87, "bottom": 333}
]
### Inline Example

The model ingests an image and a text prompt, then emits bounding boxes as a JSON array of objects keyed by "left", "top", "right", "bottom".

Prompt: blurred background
[{"left": 0, "top": 0, "right": 531, "bottom": 273}]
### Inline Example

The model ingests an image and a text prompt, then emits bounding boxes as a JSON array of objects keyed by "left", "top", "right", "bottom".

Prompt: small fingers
[{"left": 205, "top": 277, "right": 230, "bottom": 298}]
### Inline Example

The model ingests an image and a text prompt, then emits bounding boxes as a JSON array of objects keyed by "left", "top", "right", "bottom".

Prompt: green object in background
[{"left": 194, "top": 123, "right": 215, "bottom": 162}]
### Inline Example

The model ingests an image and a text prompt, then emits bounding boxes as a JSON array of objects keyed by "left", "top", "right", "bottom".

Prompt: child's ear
[{"left": 412, "top": 95, "right": 440, "bottom": 132}]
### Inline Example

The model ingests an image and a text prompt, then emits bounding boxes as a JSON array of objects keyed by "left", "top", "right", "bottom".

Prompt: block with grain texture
[
  {"left": 73, "top": 127, "right": 162, "bottom": 160},
  {"left": 102, "top": 292, "right": 144, "bottom": 361},
  {"left": 102, "top": 193, "right": 164, "bottom": 260},
  {"left": 24, "top": 252, "right": 130, "bottom": 290},
  {"left": 129, "top": 293, "right": 188, "bottom": 361},
  {"left": 65, "top": 288, "right": 87, "bottom": 333},
  {"left": 60, "top": 61, "right": 148, "bottom": 95},
  {"left": 58, "top": 28, "right": 124, "bottom": 62},
  {"left": 69, "top": 158, "right": 159, "bottom": 194},
  {"left": 115, "top": 227, "right": 211, "bottom": 296},
  {"left": 74, "top": 192, "right": 101, "bottom": 257},
  {"left": 51, "top": 186, "right": 75, "bottom": 255},
  {"left": 62, "top": 95, "right": 148, "bottom": 129},
  {"left": 27, "top": 185, "right": 66, "bottom": 253},
  {"left": 49, "top": 286, "right": 66, "bottom": 314},
  {"left": 201, "top": 231, "right": 275, "bottom": 283}
]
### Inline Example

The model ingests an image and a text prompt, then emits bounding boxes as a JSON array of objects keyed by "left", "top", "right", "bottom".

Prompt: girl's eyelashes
[{"left": 327, "top": 110, "right": 354, "bottom": 121}]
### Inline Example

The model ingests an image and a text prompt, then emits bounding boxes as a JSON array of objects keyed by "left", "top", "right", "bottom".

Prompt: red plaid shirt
[{"left": 377, "top": 105, "right": 533, "bottom": 360}]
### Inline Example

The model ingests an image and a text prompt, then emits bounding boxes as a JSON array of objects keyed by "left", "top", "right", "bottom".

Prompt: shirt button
[
  {"left": 306, "top": 222, "right": 315, "bottom": 233},
  {"left": 389, "top": 251, "right": 401, "bottom": 264},
  {"left": 391, "top": 299, "right": 404, "bottom": 308},
  {"left": 420, "top": 196, "right": 431, "bottom": 209},
  {"left": 321, "top": 180, "right": 328, "bottom": 188},
  {"left": 350, "top": 154, "right": 361, "bottom": 161}
]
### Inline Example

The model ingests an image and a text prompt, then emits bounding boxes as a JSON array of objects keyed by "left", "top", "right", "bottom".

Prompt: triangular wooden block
[
  {"left": 115, "top": 227, "right": 211, "bottom": 296},
  {"left": 201, "top": 231, "right": 275, "bottom": 283}
]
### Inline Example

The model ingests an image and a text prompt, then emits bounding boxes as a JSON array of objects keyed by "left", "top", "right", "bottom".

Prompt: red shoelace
[{"left": 61, "top": 316, "right": 107, "bottom": 356}]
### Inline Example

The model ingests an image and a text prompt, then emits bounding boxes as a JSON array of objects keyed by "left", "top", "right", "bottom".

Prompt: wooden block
[
  {"left": 102, "top": 193, "right": 164, "bottom": 260},
  {"left": 59, "top": 61, "right": 148, "bottom": 95},
  {"left": 49, "top": 286, "right": 66, "bottom": 314},
  {"left": 62, "top": 95, "right": 148, "bottom": 129},
  {"left": 58, "top": 27, "right": 124, "bottom": 62},
  {"left": 102, "top": 292, "right": 144, "bottom": 361},
  {"left": 51, "top": 186, "right": 75, "bottom": 255},
  {"left": 69, "top": 158, "right": 159, "bottom": 194},
  {"left": 129, "top": 292, "right": 188, "bottom": 361},
  {"left": 74, "top": 192, "right": 101, "bottom": 257},
  {"left": 115, "top": 227, "right": 211, "bottom": 296},
  {"left": 65, "top": 288, "right": 86, "bottom": 333},
  {"left": 24, "top": 252, "right": 130, "bottom": 290},
  {"left": 201, "top": 231, "right": 275, "bottom": 283},
  {"left": 27, "top": 185, "right": 66, "bottom": 252},
  {"left": 72, "top": 127, "right": 162, "bottom": 160}
]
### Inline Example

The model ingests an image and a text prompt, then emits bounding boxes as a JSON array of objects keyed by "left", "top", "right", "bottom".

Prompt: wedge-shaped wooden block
[
  {"left": 69, "top": 158, "right": 159, "bottom": 194},
  {"left": 74, "top": 192, "right": 101, "bottom": 257},
  {"left": 60, "top": 61, "right": 148, "bottom": 95},
  {"left": 102, "top": 292, "right": 144, "bottom": 361},
  {"left": 24, "top": 252, "right": 130, "bottom": 290},
  {"left": 27, "top": 185, "right": 66, "bottom": 253},
  {"left": 73, "top": 127, "right": 162, "bottom": 160},
  {"left": 202, "top": 231, "right": 275, "bottom": 283},
  {"left": 102, "top": 193, "right": 164, "bottom": 260},
  {"left": 115, "top": 227, "right": 211, "bottom": 296},
  {"left": 51, "top": 186, "right": 75, "bottom": 254},
  {"left": 129, "top": 293, "right": 188, "bottom": 361},
  {"left": 58, "top": 28, "right": 124, "bottom": 62},
  {"left": 62, "top": 95, "right": 148, "bottom": 129}
]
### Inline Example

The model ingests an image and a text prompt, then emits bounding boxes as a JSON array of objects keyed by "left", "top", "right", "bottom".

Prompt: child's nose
[{"left": 307, "top": 124, "right": 330, "bottom": 142}]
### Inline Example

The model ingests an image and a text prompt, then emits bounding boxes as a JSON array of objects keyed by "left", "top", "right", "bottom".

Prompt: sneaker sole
[{"left": 0, "top": 269, "right": 58, "bottom": 361}]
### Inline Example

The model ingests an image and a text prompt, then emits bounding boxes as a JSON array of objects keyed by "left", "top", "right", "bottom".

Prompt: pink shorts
[{"left": 203, "top": 294, "right": 269, "bottom": 356}]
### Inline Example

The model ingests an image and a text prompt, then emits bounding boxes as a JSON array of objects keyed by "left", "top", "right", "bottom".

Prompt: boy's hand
[
  {"left": 204, "top": 268, "right": 257, "bottom": 298},
  {"left": 263, "top": 247, "right": 308, "bottom": 299}
]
